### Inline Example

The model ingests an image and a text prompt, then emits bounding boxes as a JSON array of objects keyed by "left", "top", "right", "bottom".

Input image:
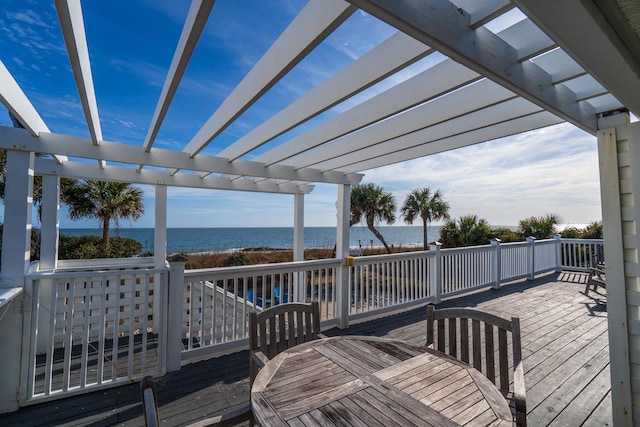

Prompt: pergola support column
[
  {"left": 335, "top": 184, "right": 351, "bottom": 329},
  {"left": 0, "top": 149, "right": 34, "bottom": 413},
  {"left": 598, "top": 119, "right": 636, "bottom": 426},
  {"left": 40, "top": 174, "right": 61, "bottom": 270}
]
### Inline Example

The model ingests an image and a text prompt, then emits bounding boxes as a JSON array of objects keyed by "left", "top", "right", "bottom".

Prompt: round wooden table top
[{"left": 251, "top": 335, "right": 513, "bottom": 426}]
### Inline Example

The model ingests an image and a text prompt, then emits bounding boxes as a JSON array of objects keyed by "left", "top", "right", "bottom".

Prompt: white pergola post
[
  {"left": 154, "top": 185, "right": 167, "bottom": 332},
  {"left": 293, "top": 193, "right": 304, "bottom": 262},
  {"left": 35, "top": 174, "right": 60, "bottom": 355},
  {"left": 293, "top": 193, "right": 305, "bottom": 302},
  {"left": 40, "top": 174, "right": 60, "bottom": 270},
  {"left": 598, "top": 117, "right": 636, "bottom": 426},
  {"left": 154, "top": 185, "right": 167, "bottom": 267},
  {"left": 335, "top": 184, "right": 351, "bottom": 328},
  {"left": 1, "top": 150, "right": 34, "bottom": 284},
  {"left": 0, "top": 149, "right": 34, "bottom": 413}
]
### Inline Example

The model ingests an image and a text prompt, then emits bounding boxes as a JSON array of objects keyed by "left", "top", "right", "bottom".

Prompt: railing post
[
  {"left": 490, "top": 238, "right": 501, "bottom": 289},
  {"left": 553, "top": 234, "right": 562, "bottom": 272},
  {"left": 430, "top": 242, "right": 442, "bottom": 304},
  {"left": 526, "top": 237, "right": 536, "bottom": 280},
  {"left": 166, "top": 255, "right": 187, "bottom": 372}
]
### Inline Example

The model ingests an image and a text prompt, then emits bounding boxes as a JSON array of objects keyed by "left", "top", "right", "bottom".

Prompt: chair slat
[
  {"left": 448, "top": 317, "right": 457, "bottom": 358},
  {"left": 460, "top": 317, "right": 469, "bottom": 364},
  {"left": 472, "top": 319, "right": 481, "bottom": 371},
  {"left": 498, "top": 328, "right": 509, "bottom": 391},
  {"left": 485, "top": 323, "right": 495, "bottom": 384}
]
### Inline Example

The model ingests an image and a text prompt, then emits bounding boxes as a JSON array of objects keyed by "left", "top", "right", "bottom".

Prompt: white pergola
[{"left": 1, "top": 0, "right": 640, "bottom": 422}]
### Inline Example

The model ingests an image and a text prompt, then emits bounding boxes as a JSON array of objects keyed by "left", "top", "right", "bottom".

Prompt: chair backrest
[
  {"left": 426, "top": 306, "right": 527, "bottom": 426},
  {"left": 249, "top": 301, "right": 321, "bottom": 359}
]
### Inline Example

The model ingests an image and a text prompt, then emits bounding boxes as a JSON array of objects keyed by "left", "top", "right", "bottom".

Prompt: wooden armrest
[
  {"left": 185, "top": 404, "right": 252, "bottom": 427},
  {"left": 513, "top": 361, "right": 527, "bottom": 426},
  {"left": 317, "top": 332, "right": 328, "bottom": 339},
  {"left": 140, "top": 376, "right": 159, "bottom": 427},
  {"left": 251, "top": 350, "right": 269, "bottom": 369}
]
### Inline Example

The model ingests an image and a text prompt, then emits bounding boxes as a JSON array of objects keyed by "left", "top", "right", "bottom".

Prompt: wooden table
[{"left": 251, "top": 336, "right": 513, "bottom": 426}]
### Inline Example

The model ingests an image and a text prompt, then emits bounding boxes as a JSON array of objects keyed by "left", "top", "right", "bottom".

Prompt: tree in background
[
  {"left": 517, "top": 213, "right": 560, "bottom": 239},
  {"left": 350, "top": 183, "right": 396, "bottom": 253},
  {"left": 63, "top": 180, "right": 144, "bottom": 254},
  {"left": 581, "top": 221, "right": 603, "bottom": 239},
  {"left": 439, "top": 214, "right": 494, "bottom": 248},
  {"left": 400, "top": 187, "right": 450, "bottom": 250}
]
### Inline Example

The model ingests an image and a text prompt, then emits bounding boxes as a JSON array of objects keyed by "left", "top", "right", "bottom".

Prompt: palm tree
[
  {"left": 517, "top": 213, "right": 560, "bottom": 239},
  {"left": 400, "top": 187, "right": 450, "bottom": 250},
  {"left": 439, "top": 214, "right": 493, "bottom": 248},
  {"left": 63, "top": 180, "right": 144, "bottom": 253},
  {"left": 350, "top": 183, "right": 396, "bottom": 253}
]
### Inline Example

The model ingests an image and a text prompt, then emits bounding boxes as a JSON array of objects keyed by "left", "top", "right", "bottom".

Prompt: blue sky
[{"left": 1, "top": 0, "right": 603, "bottom": 230}]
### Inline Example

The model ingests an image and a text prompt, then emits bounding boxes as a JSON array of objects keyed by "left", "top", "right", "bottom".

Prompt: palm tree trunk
[
  {"left": 423, "top": 218, "right": 429, "bottom": 251},
  {"left": 367, "top": 219, "right": 392, "bottom": 254},
  {"left": 102, "top": 217, "right": 110, "bottom": 254}
]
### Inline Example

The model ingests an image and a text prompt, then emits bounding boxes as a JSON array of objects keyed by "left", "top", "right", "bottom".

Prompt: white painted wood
[
  {"left": 183, "top": 0, "right": 355, "bottom": 157},
  {"left": 285, "top": 78, "right": 516, "bottom": 168},
  {"left": 0, "top": 127, "right": 358, "bottom": 185},
  {"left": 256, "top": 59, "right": 479, "bottom": 166},
  {"left": 597, "top": 125, "right": 633, "bottom": 426},
  {"left": 142, "top": 0, "right": 215, "bottom": 154},
  {"left": 308, "top": 96, "right": 543, "bottom": 171},
  {"left": 293, "top": 194, "right": 304, "bottom": 262},
  {"left": 1, "top": 150, "right": 34, "bottom": 286},
  {"left": 335, "top": 184, "right": 351, "bottom": 328},
  {"left": 154, "top": 185, "right": 168, "bottom": 265},
  {"left": 39, "top": 174, "right": 60, "bottom": 271},
  {"left": 54, "top": 0, "right": 102, "bottom": 146},
  {"left": 514, "top": 0, "right": 640, "bottom": 121},
  {"left": 497, "top": 18, "right": 555, "bottom": 61},
  {"left": 335, "top": 111, "right": 563, "bottom": 173},
  {"left": 344, "top": 0, "right": 598, "bottom": 133},
  {"left": 0, "top": 62, "right": 49, "bottom": 137},
  {"left": 461, "top": 0, "right": 513, "bottom": 29},
  {"left": 34, "top": 158, "right": 314, "bottom": 194},
  {"left": 221, "top": 32, "right": 432, "bottom": 161}
]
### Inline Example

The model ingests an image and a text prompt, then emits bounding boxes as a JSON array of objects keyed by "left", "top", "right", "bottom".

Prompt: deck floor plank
[{"left": 0, "top": 271, "right": 611, "bottom": 426}]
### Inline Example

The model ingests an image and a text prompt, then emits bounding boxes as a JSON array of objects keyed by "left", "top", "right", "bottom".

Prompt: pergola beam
[
  {"left": 35, "top": 158, "right": 314, "bottom": 194},
  {"left": 256, "top": 59, "right": 480, "bottom": 166},
  {"left": 54, "top": 0, "right": 103, "bottom": 149},
  {"left": 335, "top": 111, "right": 564, "bottom": 173},
  {"left": 310, "top": 97, "right": 551, "bottom": 171},
  {"left": 0, "top": 62, "right": 65, "bottom": 165},
  {"left": 0, "top": 127, "right": 360, "bottom": 185},
  {"left": 141, "top": 0, "right": 216, "bottom": 157},
  {"left": 286, "top": 78, "right": 515, "bottom": 168},
  {"left": 513, "top": 0, "right": 640, "bottom": 121},
  {"left": 344, "top": 0, "right": 598, "bottom": 133},
  {"left": 182, "top": 0, "right": 356, "bottom": 158},
  {"left": 218, "top": 31, "right": 432, "bottom": 161}
]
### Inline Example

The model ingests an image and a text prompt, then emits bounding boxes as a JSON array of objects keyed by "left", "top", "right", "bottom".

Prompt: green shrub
[
  {"left": 223, "top": 252, "right": 247, "bottom": 266},
  {"left": 58, "top": 235, "right": 142, "bottom": 259}
]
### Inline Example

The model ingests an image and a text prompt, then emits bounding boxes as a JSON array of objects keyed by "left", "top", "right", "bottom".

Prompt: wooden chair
[
  {"left": 585, "top": 264, "right": 606, "bottom": 296},
  {"left": 249, "top": 301, "right": 321, "bottom": 387},
  {"left": 426, "top": 306, "right": 527, "bottom": 426}
]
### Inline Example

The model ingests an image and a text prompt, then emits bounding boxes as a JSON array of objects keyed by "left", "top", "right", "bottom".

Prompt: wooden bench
[{"left": 585, "top": 264, "right": 606, "bottom": 296}]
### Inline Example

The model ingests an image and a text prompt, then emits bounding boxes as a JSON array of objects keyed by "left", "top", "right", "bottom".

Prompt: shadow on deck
[{"left": 0, "top": 271, "right": 610, "bottom": 426}]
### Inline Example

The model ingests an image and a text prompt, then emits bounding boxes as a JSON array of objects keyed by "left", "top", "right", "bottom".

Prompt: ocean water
[{"left": 59, "top": 226, "right": 443, "bottom": 254}]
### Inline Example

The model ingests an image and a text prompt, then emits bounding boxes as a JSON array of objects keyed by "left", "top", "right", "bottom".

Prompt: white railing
[
  {"left": 24, "top": 260, "right": 167, "bottom": 403},
  {"left": 19, "top": 237, "right": 603, "bottom": 405},
  {"left": 178, "top": 259, "right": 341, "bottom": 361},
  {"left": 559, "top": 238, "right": 604, "bottom": 271},
  {"left": 349, "top": 251, "right": 433, "bottom": 321}
]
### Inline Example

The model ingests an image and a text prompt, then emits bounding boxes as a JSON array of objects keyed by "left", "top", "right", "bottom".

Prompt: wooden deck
[{"left": 0, "top": 271, "right": 610, "bottom": 426}]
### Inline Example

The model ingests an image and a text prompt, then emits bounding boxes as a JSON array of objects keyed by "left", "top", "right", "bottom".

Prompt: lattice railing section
[{"left": 26, "top": 267, "right": 167, "bottom": 400}]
